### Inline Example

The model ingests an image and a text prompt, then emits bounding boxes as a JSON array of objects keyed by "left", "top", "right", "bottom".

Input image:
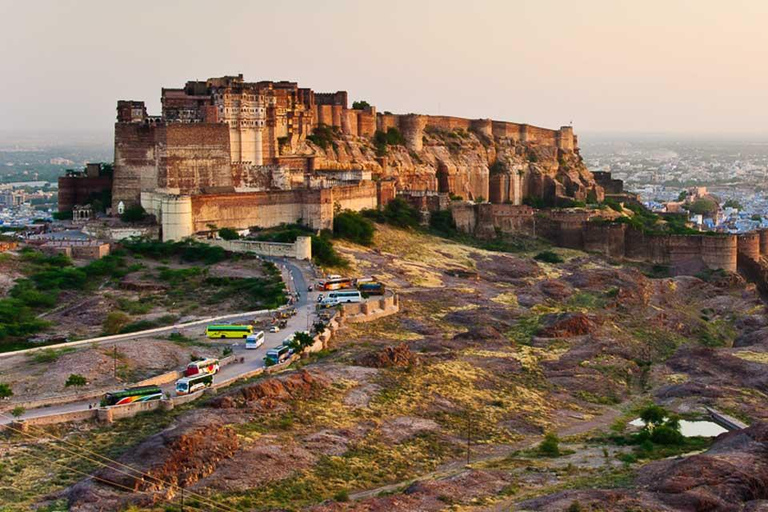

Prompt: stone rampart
[
  {"left": 738, "top": 232, "right": 761, "bottom": 262},
  {"left": 206, "top": 236, "right": 312, "bottom": 260}
]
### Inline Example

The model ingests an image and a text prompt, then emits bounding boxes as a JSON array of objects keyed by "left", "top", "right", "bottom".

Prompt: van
[
  {"left": 264, "top": 345, "right": 292, "bottom": 366},
  {"left": 245, "top": 330, "right": 265, "bottom": 350},
  {"left": 318, "top": 297, "right": 339, "bottom": 309}
]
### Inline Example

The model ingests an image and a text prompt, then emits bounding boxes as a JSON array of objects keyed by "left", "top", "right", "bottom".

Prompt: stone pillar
[
  {"left": 254, "top": 128, "right": 263, "bottom": 165},
  {"left": 399, "top": 115, "right": 426, "bottom": 153},
  {"left": 738, "top": 232, "right": 760, "bottom": 262},
  {"left": 161, "top": 195, "right": 194, "bottom": 241},
  {"left": 161, "top": 399, "right": 175, "bottom": 411},
  {"left": 759, "top": 229, "right": 768, "bottom": 256},
  {"left": 229, "top": 125, "right": 242, "bottom": 163},
  {"left": 98, "top": 407, "right": 114, "bottom": 424},
  {"left": 294, "top": 236, "right": 312, "bottom": 260}
]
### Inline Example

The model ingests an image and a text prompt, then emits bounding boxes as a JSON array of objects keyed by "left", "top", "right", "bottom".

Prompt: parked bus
[
  {"left": 206, "top": 324, "right": 254, "bottom": 339},
  {"left": 264, "top": 345, "right": 292, "bottom": 366},
  {"left": 100, "top": 386, "right": 163, "bottom": 407},
  {"left": 321, "top": 278, "right": 354, "bottom": 291},
  {"left": 328, "top": 290, "right": 363, "bottom": 303},
  {"left": 246, "top": 330, "right": 265, "bottom": 350},
  {"left": 175, "top": 373, "right": 214, "bottom": 395},
  {"left": 184, "top": 358, "right": 220, "bottom": 377},
  {"left": 357, "top": 282, "right": 385, "bottom": 295}
]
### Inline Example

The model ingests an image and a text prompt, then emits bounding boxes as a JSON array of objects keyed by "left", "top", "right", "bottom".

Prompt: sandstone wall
[
  {"left": 738, "top": 232, "right": 761, "bottom": 262},
  {"left": 113, "top": 123, "right": 158, "bottom": 207},
  {"left": 58, "top": 176, "right": 113, "bottom": 212},
  {"left": 157, "top": 124, "right": 232, "bottom": 193}
]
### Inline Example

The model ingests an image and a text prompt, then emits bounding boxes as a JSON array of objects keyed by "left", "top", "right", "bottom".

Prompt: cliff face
[{"left": 289, "top": 126, "right": 602, "bottom": 205}]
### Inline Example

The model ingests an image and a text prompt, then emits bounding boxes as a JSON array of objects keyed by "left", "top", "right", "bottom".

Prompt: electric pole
[
  {"left": 113, "top": 345, "right": 117, "bottom": 379},
  {"left": 466, "top": 410, "right": 472, "bottom": 465}
]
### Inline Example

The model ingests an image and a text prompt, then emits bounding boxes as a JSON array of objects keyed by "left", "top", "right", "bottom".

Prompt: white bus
[
  {"left": 245, "top": 330, "right": 265, "bottom": 350},
  {"left": 175, "top": 373, "right": 214, "bottom": 395},
  {"left": 328, "top": 290, "right": 362, "bottom": 303},
  {"left": 184, "top": 358, "right": 220, "bottom": 377}
]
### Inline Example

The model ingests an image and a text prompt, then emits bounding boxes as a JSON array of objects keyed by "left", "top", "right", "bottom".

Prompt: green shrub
[
  {"left": 103, "top": 311, "right": 130, "bottom": 335},
  {"left": 307, "top": 124, "right": 336, "bottom": 150},
  {"left": 218, "top": 227, "right": 240, "bottom": 240},
  {"left": 119, "top": 314, "right": 179, "bottom": 334},
  {"left": 351, "top": 100, "right": 370, "bottom": 110},
  {"left": 311, "top": 232, "right": 347, "bottom": 268},
  {"left": 0, "top": 382, "right": 12, "bottom": 398},
  {"left": 334, "top": 489, "right": 350, "bottom": 502},
  {"left": 333, "top": 211, "right": 375, "bottom": 246},
  {"left": 120, "top": 204, "right": 147, "bottom": 223},
  {"left": 65, "top": 373, "right": 87, "bottom": 387},
  {"left": 429, "top": 210, "right": 456, "bottom": 235},
  {"left": 11, "top": 405, "right": 25, "bottom": 418},
  {"left": 538, "top": 432, "right": 561, "bottom": 456},
  {"left": 363, "top": 198, "right": 420, "bottom": 229},
  {"left": 534, "top": 251, "right": 563, "bottom": 264}
]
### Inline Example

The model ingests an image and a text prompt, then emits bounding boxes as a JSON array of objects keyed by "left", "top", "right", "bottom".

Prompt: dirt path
[{"left": 349, "top": 407, "right": 622, "bottom": 502}]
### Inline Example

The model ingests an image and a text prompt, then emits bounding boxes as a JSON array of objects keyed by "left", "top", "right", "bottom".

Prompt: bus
[
  {"left": 264, "top": 345, "right": 292, "bottom": 366},
  {"left": 357, "top": 282, "right": 385, "bottom": 295},
  {"left": 206, "top": 324, "right": 254, "bottom": 339},
  {"left": 321, "top": 278, "right": 354, "bottom": 291},
  {"left": 245, "top": 330, "right": 265, "bottom": 350},
  {"left": 184, "top": 358, "right": 220, "bottom": 377},
  {"left": 175, "top": 373, "right": 214, "bottom": 395},
  {"left": 328, "top": 290, "right": 363, "bottom": 303},
  {"left": 100, "top": 386, "right": 163, "bottom": 407}
]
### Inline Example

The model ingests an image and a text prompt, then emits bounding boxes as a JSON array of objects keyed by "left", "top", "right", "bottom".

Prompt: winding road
[{"left": 1, "top": 256, "right": 317, "bottom": 425}]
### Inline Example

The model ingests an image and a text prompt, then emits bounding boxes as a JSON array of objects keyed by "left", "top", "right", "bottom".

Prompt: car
[
  {"left": 269, "top": 325, "right": 280, "bottom": 333},
  {"left": 307, "top": 285, "right": 313, "bottom": 292}
]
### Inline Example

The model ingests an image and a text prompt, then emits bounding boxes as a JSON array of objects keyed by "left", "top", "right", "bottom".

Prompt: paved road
[{"left": 1, "top": 258, "right": 318, "bottom": 425}]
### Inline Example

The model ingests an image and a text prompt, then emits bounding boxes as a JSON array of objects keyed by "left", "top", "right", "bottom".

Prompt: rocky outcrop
[
  {"left": 293, "top": 127, "right": 601, "bottom": 205},
  {"left": 517, "top": 422, "right": 768, "bottom": 511}
]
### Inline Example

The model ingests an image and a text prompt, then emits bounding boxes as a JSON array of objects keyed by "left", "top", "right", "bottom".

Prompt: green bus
[
  {"left": 206, "top": 324, "right": 254, "bottom": 339},
  {"left": 100, "top": 386, "right": 163, "bottom": 407}
]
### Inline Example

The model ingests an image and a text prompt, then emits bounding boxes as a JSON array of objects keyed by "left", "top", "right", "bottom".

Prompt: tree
[
  {"left": 639, "top": 404, "right": 667, "bottom": 428},
  {"left": 11, "top": 406, "right": 25, "bottom": 418},
  {"left": 677, "top": 190, "right": 688, "bottom": 202},
  {"left": 723, "top": 199, "right": 744, "bottom": 210},
  {"left": 218, "top": 227, "right": 240, "bottom": 241},
  {"left": 538, "top": 432, "right": 561, "bottom": 456},
  {"left": 120, "top": 204, "right": 147, "bottom": 223},
  {"left": 333, "top": 211, "right": 375, "bottom": 246},
  {"left": 687, "top": 198, "right": 717, "bottom": 216},
  {"left": 65, "top": 373, "right": 87, "bottom": 387},
  {"left": 352, "top": 100, "right": 371, "bottom": 110},
  {"left": 0, "top": 382, "right": 12, "bottom": 399},
  {"left": 289, "top": 331, "right": 315, "bottom": 352},
  {"left": 752, "top": 214, "right": 763, "bottom": 222}
]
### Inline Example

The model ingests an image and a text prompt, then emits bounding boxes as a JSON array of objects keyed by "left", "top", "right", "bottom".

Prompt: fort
[
  {"left": 98, "top": 74, "right": 590, "bottom": 241},
  {"left": 59, "top": 74, "right": 758, "bottom": 279}
]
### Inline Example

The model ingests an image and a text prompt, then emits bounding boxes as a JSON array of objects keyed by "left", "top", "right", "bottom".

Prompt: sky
[{"left": 1, "top": 0, "right": 767, "bottom": 139}]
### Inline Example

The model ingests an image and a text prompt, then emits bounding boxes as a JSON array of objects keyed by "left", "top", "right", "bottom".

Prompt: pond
[{"left": 629, "top": 418, "right": 729, "bottom": 437}]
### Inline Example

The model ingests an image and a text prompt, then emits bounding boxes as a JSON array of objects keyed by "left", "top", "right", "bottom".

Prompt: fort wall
[
  {"left": 58, "top": 176, "right": 113, "bottom": 212},
  {"left": 113, "top": 123, "right": 158, "bottom": 207},
  {"left": 156, "top": 124, "right": 232, "bottom": 193},
  {"left": 738, "top": 232, "right": 761, "bottom": 262}
]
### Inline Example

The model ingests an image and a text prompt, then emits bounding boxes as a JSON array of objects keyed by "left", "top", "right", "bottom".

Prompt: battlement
[{"left": 376, "top": 113, "right": 576, "bottom": 152}]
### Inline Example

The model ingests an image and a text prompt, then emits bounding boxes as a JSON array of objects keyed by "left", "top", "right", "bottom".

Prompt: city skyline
[{"left": 1, "top": 0, "right": 768, "bottom": 137}]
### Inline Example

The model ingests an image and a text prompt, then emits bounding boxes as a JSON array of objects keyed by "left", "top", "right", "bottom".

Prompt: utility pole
[
  {"left": 466, "top": 410, "right": 472, "bottom": 465},
  {"left": 113, "top": 345, "right": 117, "bottom": 379}
]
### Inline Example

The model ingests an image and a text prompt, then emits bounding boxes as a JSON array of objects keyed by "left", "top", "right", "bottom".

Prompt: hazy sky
[{"left": 1, "top": 0, "right": 767, "bottom": 138}]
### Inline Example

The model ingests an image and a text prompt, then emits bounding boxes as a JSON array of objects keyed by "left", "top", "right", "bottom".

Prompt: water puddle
[{"left": 629, "top": 418, "right": 728, "bottom": 437}]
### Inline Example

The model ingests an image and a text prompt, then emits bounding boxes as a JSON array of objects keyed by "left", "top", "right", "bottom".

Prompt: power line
[
  {"left": 0, "top": 417, "right": 233, "bottom": 512},
  {"left": 6, "top": 441, "right": 207, "bottom": 512}
]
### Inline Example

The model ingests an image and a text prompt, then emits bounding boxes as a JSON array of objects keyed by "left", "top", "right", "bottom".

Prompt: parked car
[{"left": 269, "top": 325, "right": 280, "bottom": 333}]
